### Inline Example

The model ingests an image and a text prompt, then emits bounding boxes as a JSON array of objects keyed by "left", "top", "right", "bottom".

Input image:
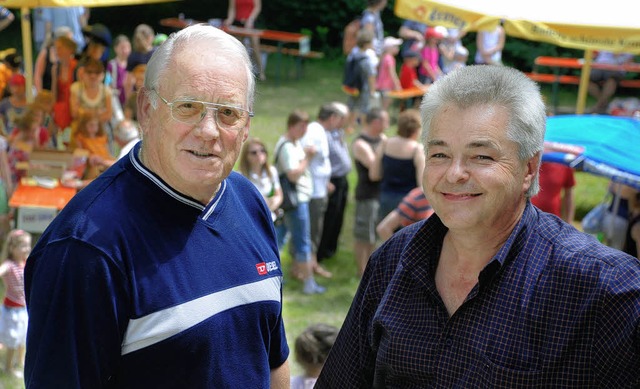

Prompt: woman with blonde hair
[
  {"left": 68, "top": 58, "right": 113, "bottom": 149},
  {"left": 239, "top": 138, "right": 283, "bottom": 223}
]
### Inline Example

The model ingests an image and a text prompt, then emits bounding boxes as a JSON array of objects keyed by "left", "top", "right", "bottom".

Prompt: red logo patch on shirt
[{"left": 256, "top": 261, "right": 278, "bottom": 275}]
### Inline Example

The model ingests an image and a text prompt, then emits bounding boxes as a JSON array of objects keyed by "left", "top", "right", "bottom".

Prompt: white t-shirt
[{"left": 298, "top": 121, "right": 331, "bottom": 199}]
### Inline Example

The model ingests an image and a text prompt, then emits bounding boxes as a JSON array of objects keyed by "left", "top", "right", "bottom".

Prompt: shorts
[
  {"left": 347, "top": 90, "right": 371, "bottom": 114},
  {"left": 590, "top": 69, "right": 625, "bottom": 83},
  {"left": 353, "top": 199, "right": 379, "bottom": 244},
  {"left": 0, "top": 305, "right": 28, "bottom": 348}
]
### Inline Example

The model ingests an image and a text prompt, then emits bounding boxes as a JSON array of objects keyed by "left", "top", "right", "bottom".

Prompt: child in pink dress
[
  {"left": 419, "top": 27, "right": 445, "bottom": 84},
  {"left": 376, "top": 37, "right": 403, "bottom": 110}
]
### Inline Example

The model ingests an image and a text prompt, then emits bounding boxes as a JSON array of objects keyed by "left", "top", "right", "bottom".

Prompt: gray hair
[
  {"left": 318, "top": 101, "right": 349, "bottom": 121},
  {"left": 420, "top": 65, "right": 546, "bottom": 197},
  {"left": 144, "top": 24, "right": 255, "bottom": 110}
]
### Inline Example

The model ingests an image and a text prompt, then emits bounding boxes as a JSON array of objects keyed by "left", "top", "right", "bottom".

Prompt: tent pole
[
  {"left": 20, "top": 7, "right": 34, "bottom": 103},
  {"left": 576, "top": 49, "right": 593, "bottom": 115}
]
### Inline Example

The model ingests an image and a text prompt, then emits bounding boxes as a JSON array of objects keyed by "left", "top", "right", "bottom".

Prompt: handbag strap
[{"left": 273, "top": 139, "right": 291, "bottom": 167}]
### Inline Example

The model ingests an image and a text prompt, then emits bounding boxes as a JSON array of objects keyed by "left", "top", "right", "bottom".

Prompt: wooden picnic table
[
  {"left": 159, "top": 18, "right": 313, "bottom": 84},
  {"left": 535, "top": 56, "right": 640, "bottom": 72},
  {"left": 529, "top": 56, "right": 640, "bottom": 113}
]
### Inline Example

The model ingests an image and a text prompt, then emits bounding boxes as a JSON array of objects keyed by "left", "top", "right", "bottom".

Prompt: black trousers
[{"left": 317, "top": 175, "right": 349, "bottom": 261}]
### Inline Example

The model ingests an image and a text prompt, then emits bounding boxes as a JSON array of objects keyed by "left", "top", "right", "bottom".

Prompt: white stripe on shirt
[{"left": 121, "top": 276, "right": 281, "bottom": 355}]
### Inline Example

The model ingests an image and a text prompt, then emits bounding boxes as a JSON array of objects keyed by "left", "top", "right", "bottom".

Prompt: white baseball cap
[{"left": 383, "top": 36, "right": 403, "bottom": 48}]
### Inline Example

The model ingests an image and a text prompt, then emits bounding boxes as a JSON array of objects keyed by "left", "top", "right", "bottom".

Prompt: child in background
[
  {"left": 9, "top": 106, "right": 51, "bottom": 150},
  {"left": 72, "top": 112, "right": 114, "bottom": 181},
  {"left": 376, "top": 37, "right": 403, "bottom": 110},
  {"left": 345, "top": 29, "right": 379, "bottom": 130},
  {"left": 290, "top": 323, "right": 339, "bottom": 389},
  {"left": 32, "top": 90, "right": 57, "bottom": 148},
  {"left": 448, "top": 45, "right": 469, "bottom": 74},
  {"left": 399, "top": 51, "right": 429, "bottom": 109},
  {"left": 69, "top": 58, "right": 113, "bottom": 150},
  {"left": 106, "top": 35, "right": 131, "bottom": 108},
  {"left": 419, "top": 27, "right": 445, "bottom": 84},
  {"left": 7, "top": 106, "right": 53, "bottom": 186},
  {"left": 0, "top": 229, "right": 32, "bottom": 378}
]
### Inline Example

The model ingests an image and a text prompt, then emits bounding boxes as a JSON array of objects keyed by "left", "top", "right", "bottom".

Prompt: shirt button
[{"left": 445, "top": 338, "right": 453, "bottom": 346}]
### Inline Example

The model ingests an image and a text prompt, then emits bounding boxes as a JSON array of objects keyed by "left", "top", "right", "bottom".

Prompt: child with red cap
[{"left": 419, "top": 26, "right": 446, "bottom": 84}]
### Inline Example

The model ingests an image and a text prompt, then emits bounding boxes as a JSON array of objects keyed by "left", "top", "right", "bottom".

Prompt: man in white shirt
[{"left": 295, "top": 102, "right": 348, "bottom": 278}]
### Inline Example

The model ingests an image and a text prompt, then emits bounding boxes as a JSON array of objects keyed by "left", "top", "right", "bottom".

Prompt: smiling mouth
[
  {"left": 443, "top": 192, "right": 482, "bottom": 199},
  {"left": 189, "top": 150, "right": 214, "bottom": 158}
]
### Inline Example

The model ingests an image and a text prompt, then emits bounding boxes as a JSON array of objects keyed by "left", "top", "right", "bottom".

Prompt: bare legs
[
  {"left": 354, "top": 240, "right": 375, "bottom": 276},
  {"left": 4, "top": 345, "right": 25, "bottom": 377},
  {"left": 588, "top": 78, "right": 617, "bottom": 113}
]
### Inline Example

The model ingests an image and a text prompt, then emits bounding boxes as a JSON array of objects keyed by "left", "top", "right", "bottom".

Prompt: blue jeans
[{"left": 278, "top": 202, "right": 311, "bottom": 263}]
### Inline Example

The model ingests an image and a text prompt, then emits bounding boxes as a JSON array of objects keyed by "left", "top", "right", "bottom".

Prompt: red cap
[
  {"left": 425, "top": 27, "right": 445, "bottom": 40},
  {"left": 8, "top": 73, "right": 25, "bottom": 86}
]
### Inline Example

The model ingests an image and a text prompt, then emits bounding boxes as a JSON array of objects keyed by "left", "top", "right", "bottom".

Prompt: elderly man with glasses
[{"left": 24, "top": 25, "right": 290, "bottom": 388}]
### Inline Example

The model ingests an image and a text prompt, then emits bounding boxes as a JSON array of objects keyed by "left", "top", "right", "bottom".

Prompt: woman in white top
[{"left": 474, "top": 22, "right": 505, "bottom": 66}]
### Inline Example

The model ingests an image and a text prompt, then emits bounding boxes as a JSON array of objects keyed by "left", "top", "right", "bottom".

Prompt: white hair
[
  {"left": 144, "top": 24, "right": 255, "bottom": 110},
  {"left": 420, "top": 65, "right": 546, "bottom": 198}
]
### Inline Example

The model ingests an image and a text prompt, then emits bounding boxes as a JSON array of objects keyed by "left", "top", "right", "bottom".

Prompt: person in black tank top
[{"left": 352, "top": 108, "right": 389, "bottom": 276}]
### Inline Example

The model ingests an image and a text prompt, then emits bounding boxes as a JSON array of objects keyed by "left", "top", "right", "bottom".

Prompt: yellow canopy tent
[
  {"left": 394, "top": 0, "right": 640, "bottom": 113},
  {"left": 2, "top": 0, "right": 178, "bottom": 101}
]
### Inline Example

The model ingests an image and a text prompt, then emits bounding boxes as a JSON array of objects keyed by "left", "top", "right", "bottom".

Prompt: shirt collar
[
  {"left": 402, "top": 201, "right": 537, "bottom": 287},
  {"left": 129, "top": 142, "right": 214, "bottom": 212}
]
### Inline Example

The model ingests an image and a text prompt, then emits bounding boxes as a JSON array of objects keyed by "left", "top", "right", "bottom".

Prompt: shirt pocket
[{"left": 477, "top": 353, "right": 543, "bottom": 388}]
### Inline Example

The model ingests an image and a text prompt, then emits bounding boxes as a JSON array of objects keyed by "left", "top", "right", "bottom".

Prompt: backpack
[
  {"left": 342, "top": 53, "right": 367, "bottom": 92},
  {"left": 342, "top": 17, "right": 361, "bottom": 55}
]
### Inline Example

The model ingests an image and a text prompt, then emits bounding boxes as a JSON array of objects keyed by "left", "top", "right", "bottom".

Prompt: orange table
[
  {"left": 9, "top": 183, "right": 77, "bottom": 233},
  {"left": 9, "top": 183, "right": 76, "bottom": 210},
  {"left": 388, "top": 86, "right": 428, "bottom": 100}
]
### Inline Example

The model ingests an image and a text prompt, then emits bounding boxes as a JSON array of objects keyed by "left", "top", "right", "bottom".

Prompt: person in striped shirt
[{"left": 0, "top": 229, "right": 32, "bottom": 378}]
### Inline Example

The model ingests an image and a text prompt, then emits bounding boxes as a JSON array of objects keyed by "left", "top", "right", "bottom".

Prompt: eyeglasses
[
  {"left": 153, "top": 90, "right": 254, "bottom": 130},
  {"left": 249, "top": 148, "right": 266, "bottom": 156}
]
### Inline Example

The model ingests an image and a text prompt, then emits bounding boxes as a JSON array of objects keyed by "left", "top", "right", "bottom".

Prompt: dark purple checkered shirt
[{"left": 316, "top": 203, "right": 640, "bottom": 388}]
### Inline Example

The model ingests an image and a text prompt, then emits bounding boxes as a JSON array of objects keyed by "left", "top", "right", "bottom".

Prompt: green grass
[{"left": 0, "top": 55, "right": 610, "bottom": 387}]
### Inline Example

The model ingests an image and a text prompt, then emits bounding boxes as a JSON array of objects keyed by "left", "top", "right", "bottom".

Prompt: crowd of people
[
  {"left": 0, "top": 2, "right": 638, "bottom": 386},
  {"left": 0, "top": 9, "right": 150, "bottom": 238}
]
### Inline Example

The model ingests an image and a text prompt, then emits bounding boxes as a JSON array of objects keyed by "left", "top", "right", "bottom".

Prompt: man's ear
[
  {"left": 137, "top": 87, "right": 152, "bottom": 135},
  {"left": 523, "top": 151, "right": 542, "bottom": 192}
]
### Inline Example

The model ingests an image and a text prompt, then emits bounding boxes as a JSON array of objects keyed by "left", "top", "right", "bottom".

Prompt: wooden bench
[
  {"left": 526, "top": 72, "right": 640, "bottom": 89},
  {"left": 525, "top": 72, "right": 580, "bottom": 85},
  {"left": 620, "top": 79, "right": 640, "bottom": 89},
  {"left": 525, "top": 72, "right": 640, "bottom": 113},
  {"left": 259, "top": 44, "right": 324, "bottom": 80},
  {"left": 259, "top": 44, "right": 324, "bottom": 59}
]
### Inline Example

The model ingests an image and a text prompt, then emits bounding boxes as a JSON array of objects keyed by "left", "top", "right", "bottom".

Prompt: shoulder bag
[{"left": 274, "top": 141, "right": 299, "bottom": 212}]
